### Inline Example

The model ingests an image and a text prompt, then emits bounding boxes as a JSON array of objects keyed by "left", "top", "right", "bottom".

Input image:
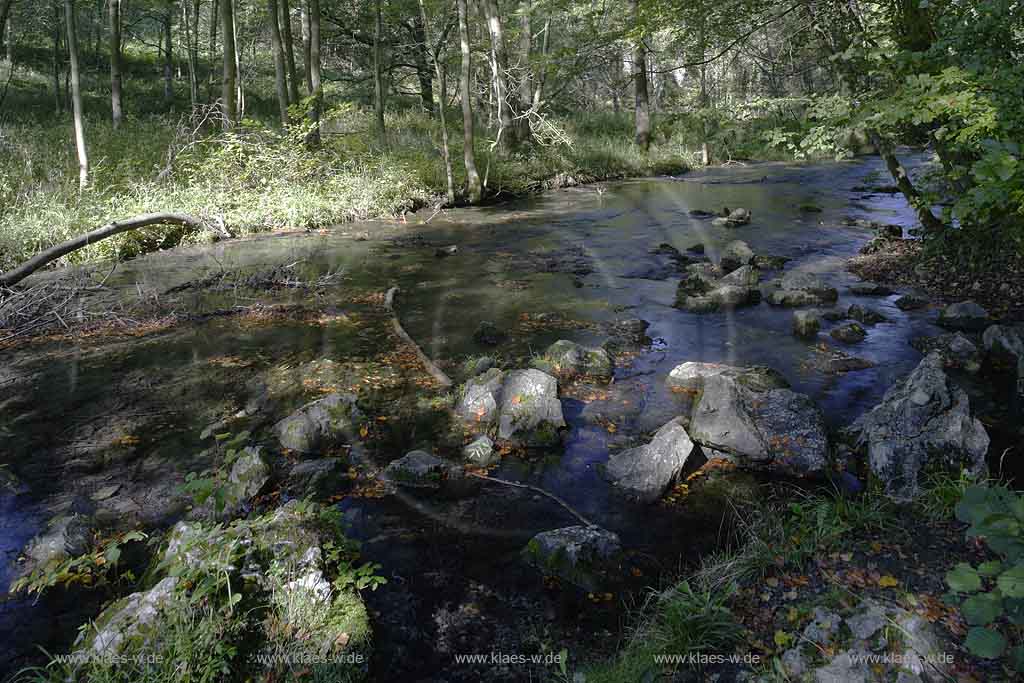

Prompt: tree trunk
[
  {"left": 64, "top": 0, "right": 88, "bottom": 190},
  {"left": 109, "top": 0, "right": 122, "bottom": 128},
  {"left": 0, "top": 0, "right": 12, "bottom": 58},
  {"left": 220, "top": 0, "right": 237, "bottom": 126},
  {"left": 280, "top": 0, "right": 300, "bottom": 104},
  {"left": 868, "top": 130, "right": 945, "bottom": 233},
  {"left": 532, "top": 16, "right": 549, "bottom": 110},
  {"left": 267, "top": 0, "right": 289, "bottom": 124},
  {"left": 301, "top": 2, "right": 312, "bottom": 94},
  {"left": 232, "top": 0, "right": 244, "bottom": 117},
  {"left": 631, "top": 0, "right": 650, "bottom": 150},
  {"left": 208, "top": 0, "right": 218, "bottom": 98},
  {"left": 5, "top": 10, "right": 12, "bottom": 64},
  {"left": 417, "top": 0, "right": 454, "bottom": 205},
  {"left": 411, "top": 12, "right": 433, "bottom": 114},
  {"left": 481, "top": 0, "right": 515, "bottom": 151},
  {"left": 163, "top": 2, "right": 174, "bottom": 106},
  {"left": 516, "top": 3, "right": 531, "bottom": 141},
  {"left": 372, "top": 0, "right": 386, "bottom": 144},
  {"left": 306, "top": 0, "right": 321, "bottom": 144},
  {"left": 186, "top": 0, "right": 201, "bottom": 105},
  {"left": 52, "top": 3, "right": 62, "bottom": 114},
  {"left": 456, "top": 0, "right": 481, "bottom": 202}
]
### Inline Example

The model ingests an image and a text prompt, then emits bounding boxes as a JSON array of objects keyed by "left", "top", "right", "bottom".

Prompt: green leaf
[
  {"left": 961, "top": 593, "right": 1002, "bottom": 625},
  {"left": 978, "top": 560, "right": 1004, "bottom": 577},
  {"left": 104, "top": 546, "right": 122, "bottom": 565},
  {"left": 997, "top": 564, "right": 1024, "bottom": 598},
  {"left": 965, "top": 627, "right": 1007, "bottom": 659},
  {"left": 1010, "top": 645, "right": 1024, "bottom": 673},
  {"left": 946, "top": 563, "right": 982, "bottom": 593}
]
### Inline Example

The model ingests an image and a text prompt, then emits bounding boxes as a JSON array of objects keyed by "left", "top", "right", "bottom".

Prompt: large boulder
[
  {"left": 910, "top": 332, "right": 982, "bottom": 373},
  {"left": 22, "top": 513, "right": 94, "bottom": 572},
  {"left": 719, "top": 240, "right": 755, "bottom": 273},
  {"left": 769, "top": 271, "right": 839, "bottom": 307},
  {"left": 454, "top": 368, "right": 506, "bottom": 426},
  {"left": 274, "top": 392, "right": 362, "bottom": 454},
  {"left": 285, "top": 457, "right": 348, "bottom": 498},
  {"left": 497, "top": 370, "right": 566, "bottom": 446},
  {"left": 522, "top": 525, "right": 622, "bottom": 591},
  {"left": 605, "top": 417, "right": 695, "bottom": 503},
  {"left": 88, "top": 576, "right": 181, "bottom": 657},
  {"left": 983, "top": 324, "right": 1024, "bottom": 396},
  {"left": 531, "top": 340, "right": 614, "bottom": 383},
  {"left": 937, "top": 300, "right": 990, "bottom": 331},
  {"left": 677, "top": 284, "right": 761, "bottom": 313},
  {"left": 383, "top": 450, "right": 451, "bottom": 490},
  {"left": 848, "top": 353, "right": 989, "bottom": 501},
  {"left": 668, "top": 362, "right": 829, "bottom": 474}
]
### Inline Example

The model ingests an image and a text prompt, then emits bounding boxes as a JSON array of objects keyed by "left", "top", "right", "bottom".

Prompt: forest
[{"left": 1, "top": 0, "right": 1024, "bottom": 682}]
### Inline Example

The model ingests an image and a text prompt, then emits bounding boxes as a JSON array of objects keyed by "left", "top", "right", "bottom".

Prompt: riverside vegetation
[{"left": 1, "top": 0, "right": 1024, "bottom": 682}]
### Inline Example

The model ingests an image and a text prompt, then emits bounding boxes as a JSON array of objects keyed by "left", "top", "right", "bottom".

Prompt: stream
[{"left": 2, "top": 154, "right": 1017, "bottom": 681}]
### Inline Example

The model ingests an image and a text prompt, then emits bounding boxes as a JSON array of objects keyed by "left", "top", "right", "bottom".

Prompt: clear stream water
[{"left": 2, "top": 155, "right": 1015, "bottom": 681}]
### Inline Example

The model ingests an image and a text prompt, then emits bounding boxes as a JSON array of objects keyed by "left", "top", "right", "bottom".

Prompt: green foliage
[
  {"left": 10, "top": 530, "right": 147, "bottom": 597},
  {"left": 945, "top": 484, "right": 1024, "bottom": 669}
]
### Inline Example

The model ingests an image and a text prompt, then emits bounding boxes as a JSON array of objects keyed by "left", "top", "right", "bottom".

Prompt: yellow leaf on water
[{"left": 878, "top": 575, "right": 899, "bottom": 588}]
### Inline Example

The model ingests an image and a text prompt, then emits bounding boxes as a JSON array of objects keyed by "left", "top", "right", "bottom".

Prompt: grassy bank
[{"left": 0, "top": 70, "right": 695, "bottom": 274}]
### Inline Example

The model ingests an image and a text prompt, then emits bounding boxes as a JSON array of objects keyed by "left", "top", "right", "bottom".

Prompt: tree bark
[
  {"left": 0, "top": 0, "right": 12, "bottom": 58},
  {"left": 64, "top": 0, "right": 88, "bottom": 190},
  {"left": 480, "top": 0, "right": 515, "bottom": 151},
  {"left": 372, "top": 0, "right": 386, "bottom": 144},
  {"left": 516, "top": 2, "right": 532, "bottom": 142},
  {"left": 306, "top": 0, "right": 321, "bottom": 144},
  {"left": 631, "top": 0, "right": 650, "bottom": 150},
  {"left": 184, "top": 0, "right": 201, "bottom": 106},
  {"left": 232, "top": 0, "right": 244, "bottom": 117},
  {"left": 0, "top": 213, "right": 229, "bottom": 287},
  {"left": 411, "top": 12, "right": 433, "bottom": 114},
  {"left": 163, "top": 1, "right": 174, "bottom": 106},
  {"left": 417, "top": 0, "right": 454, "bottom": 205},
  {"left": 208, "top": 0, "right": 219, "bottom": 98},
  {"left": 457, "top": 0, "right": 481, "bottom": 202},
  {"left": 280, "top": 0, "right": 300, "bottom": 104},
  {"left": 109, "top": 0, "right": 122, "bottom": 128},
  {"left": 220, "top": 0, "right": 237, "bottom": 126},
  {"left": 301, "top": 2, "right": 313, "bottom": 94},
  {"left": 868, "top": 131, "right": 945, "bottom": 233},
  {"left": 52, "top": 3, "right": 62, "bottom": 114},
  {"left": 267, "top": 0, "right": 289, "bottom": 124}
]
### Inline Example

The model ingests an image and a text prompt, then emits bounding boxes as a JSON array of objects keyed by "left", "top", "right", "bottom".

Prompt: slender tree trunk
[
  {"left": 481, "top": 0, "right": 515, "bottom": 151},
  {"left": 869, "top": 131, "right": 944, "bottom": 233},
  {"left": 411, "top": 13, "right": 433, "bottom": 114},
  {"left": 108, "top": 0, "right": 122, "bottom": 128},
  {"left": 306, "top": 0, "right": 321, "bottom": 144},
  {"left": 280, "top": 0, "right": 300, "bottom": 104},
  {"left": 64, "top": 0, "right": 88, "bottom": 189},
  {"left": 267, "top": 0, "right": 289, "bottom": 123},
  {"left": 372, "top": 0, "right": 386, "bottom": 144},
  {"left": 301, "top": 2, "right": 312, "bottom": 94},
  {"left": 0, "top": 0, "right": 12, "bottom": 58},
  {"left": 698, "top": 2, "right": 709, "bottom": 165},
  {"left": 5, "top": 11, "right": 12, "bottom": 64},
  {"left": 631, "top": 0, "right": 650, "bottom": 150},
  {"left": 532, "top": 16, "right": 549, "bottom": 110},
  {"left": 208, "top": 0, "right": 219, "bottom": 98},
  {"left": 186, "top": 0, "right": 200, "bottom": 105},
  {"left": 52, "top": 3, "right": 63, "bottom": 114},
  {"left": 163, "top": 2, "right": 174, "bottom": 106},
  {"left": 232, "top": 0, "right": 244, "bottom": 117},
  {"left": 516, "top": 3, "right": 532, "bottom": 142},
  {"left": 417, "top": 0, "right": 454, "bottom": 204},
  {"left": 220, "top": 0, "right": 237, "bottom": 126},
  {"left": 456, "top": 0, "right": 481, "bottom": 202}
]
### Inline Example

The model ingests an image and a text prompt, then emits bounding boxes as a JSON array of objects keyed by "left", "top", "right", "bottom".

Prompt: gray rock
[
  {"left": 781, "top": 648, "right": 809, "bottom": 678},
  {"left": 850, "top": 282, "right": 893, "bottom": 296},
  {"left": 793, "top": 310, "right": 821, "bottom": 338},
  {"left": 274, "top": 392, "right": 362, "bottom": 454},
  {"left": 910, "top": 333, "right": 982, "bottom": 373},
  {"left": 895, "top": 611, "right": 950, "bottom": 677},
  {"left": 462, "top": 356, "right": 494, "bottom": 378},
  {"left": 847, "top": 304, "right": 887, "bottom": 325},
  {"left": 88, "top": 576, "right": 180, "bottom": 656},
  {"left": 937, "top": 300, "right": 990, "bottom": 331},
  {"left": 522, "top": 525, "right": 622, "bottom": 591},
  {"left": 983, "top": 325, "right": 1024, "bottom": 395},
  {"left": 24, "top": 513, "right": 94, "bottom": 569},
  {"left": 605, "top": 417, "right": 695, "bottom": 503},
  {"left": 533, "top": 340, "right": 614, "bottom": 383},
  {"left": 752, "top": 254, "right": 790, "bottom": 270},
  {"left": 849, "top": 352, "right": 989, "bottom": 501},
  {"left": 831, "top": 322, "right": 867, "bottom": 344},
  {"left": 769, "top": 289, "right": 826, "bottom": 307},
  {"left": 679, "top": 363, "right": 829, "bottom": 474},
  {"left": 772, "top": 270, "right": 839, "bottom": 307},
  {"left": 719, "top": 240, "right": 754, "bottom": 273},
  {"left": 454, "top": 368, "right": 506, "bottom": 427},
  {"left": 679, "top": 284, "right": 761, "bottom": 313},
  {"left": 676, "top": 262, "right": 722, "bottom": 299},
  {"left": 720, "top": 265, "right": 760, "bottom": 288},
  {"left": 803, "top": 607, "right": 841, "bottom": 645},
  {"left": 497, "top": 370, "right": 566, "bottom": 446},
  {"left": 894, "top": 295, "right": 928, "bottom": 311},
  {"left": 463, "top": 436, "right": 497, "bottom": 466},
  {"left": 813, "top": 650, "right": 872, "bottom": 683},
  {"left": 383, "top": 450, "right": 450, "bottom": 489},
  {"left": 846, "top": 602, "right": 888, "bottom": 641},
  {"left": 820, "top": 308, "right": 848, "bottom": 322},
  {"left": 286, "top": 458, "right": 347, "bottom": 498}
]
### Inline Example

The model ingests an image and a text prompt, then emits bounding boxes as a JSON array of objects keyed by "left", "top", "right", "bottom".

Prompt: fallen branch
[
  {"left": 0, "top": 212, "right": 231, "bottom": 287},
  {"left": 466, "top": 472, "right": 595, "bottom": 527},
  {"left": 383, "top": 286, "right": 453, "bottom": 387}
]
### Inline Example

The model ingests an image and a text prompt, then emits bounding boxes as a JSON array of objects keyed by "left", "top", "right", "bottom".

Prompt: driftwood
[
  {"left": 466, "top": 472, "right": 595, "bottom": 527},
  {"left": 384, "top": 286, "right": 453, "bottom": 387},
  {"left": 0, "top": 212, "right": 230, "bottom": 287}
]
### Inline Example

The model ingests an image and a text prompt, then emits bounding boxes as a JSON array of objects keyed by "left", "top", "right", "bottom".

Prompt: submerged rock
[
  {"left": 937, "top": 300, "right": 990, "bottom": 331},
  {"left": 605, "top": 417, "right": 695, "bottom": 503},
  {"left": 793, "top": 310, "right": 821, "bottom": 339},
  {"left": 849, "top": 282, "right": 893, "bottom": 296},
  {"left": 910, "top": 332, "right": 982, "bottom": 373},
  {"left": 848, "top": 352, "right": 989, "bottom": 501},
  {"left": 847, "top": 304, "right": 887, "bottom": 325},
  {"left": 522, "top": 525, "right": 622, "bottom": 591},
  {"left": 275, "top": 392, "right": 362, "bottom": 454},
  {"left": 669, "top": 362, "right": 828, "bottom": 474},
  {"left": 532, "top": 340, "right": 614, "bottom": 383},
  {"left": 831, "top": 322, "right": 867, "bottom": 344},
  {"left": 894, "top": 294, "right": 928, "bottom": 311}
]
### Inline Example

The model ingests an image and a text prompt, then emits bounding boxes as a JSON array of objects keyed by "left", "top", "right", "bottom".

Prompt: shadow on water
[{"left": 2, "top": 154, "right": 1018, "bottom": 680}]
